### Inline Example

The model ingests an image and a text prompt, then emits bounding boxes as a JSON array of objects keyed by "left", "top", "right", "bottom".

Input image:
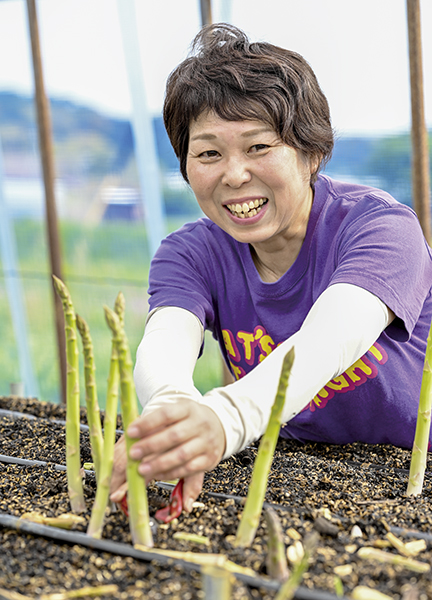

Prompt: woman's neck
[{"left": 250, "top": 188, "right": 313, "bottom": 283}]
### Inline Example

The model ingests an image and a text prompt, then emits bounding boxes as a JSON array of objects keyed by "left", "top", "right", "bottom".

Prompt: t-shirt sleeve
[
  {"left": 329, "top": 201, "right": 432, "bottom": 341},
  {"left": 147, "top": 222, "right": 216, "bottom": 332}
]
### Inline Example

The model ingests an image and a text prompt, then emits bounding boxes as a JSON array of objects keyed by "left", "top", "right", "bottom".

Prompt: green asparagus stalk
[
  {"left": 41, "top": 585, "right": 119, "bottom": 599},
  {"left": 264, "top": 506, "right": 290, "bottom": 582},
  {"left": 235, "top": 347, "right": 295, "bottom": 547},
  {"left": 201, "top": 564, "right": 233, "bottom": 600},
  {"left": 104, "top": 304, "right": 153, "bottom": 547},
  {"left": 407, "top": 316, "right": 432, "bottom": 496},
  {"left": 75, "top": 314, "right": 104, "bottom": 482},
  {"left": 351, "top": 586, "right": 393, "bottom": 600},
  {"left": 20, "top": 512, "right": 85, "bottom": 529},
  {"left": 114, "top": 290, "right": 125, "bottom": 328},
  {"left": 274, "top": 532, "right": 318, "bottom": 600},
  {"left": 52, "top": 275, "right": 85, "bottom": 513},
  {"left": 87, "top": 303, "right": 120, "bottom": 538},
  {"left": 172, "top": 532, "right": 210, "bottom": 546},
  {"left": 357, "top": 547, "right": 430, "bottom": 573}
]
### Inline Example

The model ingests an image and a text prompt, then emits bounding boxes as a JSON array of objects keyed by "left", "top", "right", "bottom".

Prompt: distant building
[{"left": 101, "top": 186, "right": 143, "bottom": 221}]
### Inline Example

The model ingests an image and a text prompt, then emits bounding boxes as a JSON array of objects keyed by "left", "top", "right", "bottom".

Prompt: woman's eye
[
  {"left": 250, "top": 144, "right": 269, "bottom": 153},
  {"left": 199, "top": 150, "right": 219, "bottom": 159}
]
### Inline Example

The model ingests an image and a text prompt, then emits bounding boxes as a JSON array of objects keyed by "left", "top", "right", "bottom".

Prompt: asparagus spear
[
  {"left": 265, "top": 506, "right": 290, "bottom": 582},
  {"left": 235, "top": 347, "right": 294, "bottom": 547},
  {"left": 351, "top": 586, "right": 393, "bottom": 600},
  {"left": 114, "top": 290, "right": 125, "bottom": 328},
  {"left": 104, "top": 304, "right": 153, "bottom": 547},
  {"left": 201, "top": 564, "right": 233, "bottom": 600},
  {"left": 75, "top": 314, "right": 104, "bottom": 482},
  {"left": 274, "top": 532, "right": 318, "bottom": 600},
  {"left": 357, "top": 547, "right": 430, "bottom": 573},
  {"left": 87, "top": 303, "right": 120, "bottom": 538},
  {"left": 407, "top": 316, "right": 432, "bottom": 496},
  {"left": 52, "top": 275, "right": 85, "bottom": 513}
]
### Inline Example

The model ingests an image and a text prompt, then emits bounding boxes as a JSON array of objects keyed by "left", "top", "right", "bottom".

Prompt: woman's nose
[{"left": 221, "top": 156, "right": 251, "bottom": 188}]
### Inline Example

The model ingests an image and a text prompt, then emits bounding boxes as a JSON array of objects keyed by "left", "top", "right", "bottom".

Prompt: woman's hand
[
  {"left": 128, "top": 400, "right": 225, "bottom": 480},
  {"left": 109, "top": 400, "right": 225, "bottom": 511}
]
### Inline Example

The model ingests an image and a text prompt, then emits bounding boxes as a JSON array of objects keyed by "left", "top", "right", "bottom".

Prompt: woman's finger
[
  {"left": 109, "top": 481, "right": 128, "bottom": 503},
  {"left": 127, "top": 403, "right": 191, "bottom": 439},
  {"left": 182, "top": 472, "right": 205, "bottom": 513},
  {"left": 110, "top": 435, "right": 127, "bottom": 495},
  {"left": 128, "top": 402, "right": 221, "bottom": 461}
]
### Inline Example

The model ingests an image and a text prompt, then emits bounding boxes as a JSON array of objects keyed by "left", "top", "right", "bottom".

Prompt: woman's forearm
[
  {"left": 133, "top": 306, "right": 204, "bottom": 410},
  {"left": 200, "top": 283, "right": 391, "bottom": 458}
]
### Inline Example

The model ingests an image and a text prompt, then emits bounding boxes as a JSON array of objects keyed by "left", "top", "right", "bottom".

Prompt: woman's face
[{"left": 186, "top": 111, "right": 315, "bottom": 256}]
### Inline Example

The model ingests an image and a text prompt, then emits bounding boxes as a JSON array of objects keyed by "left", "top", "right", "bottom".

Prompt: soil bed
[{"left": 0, "top": 397, "right": 431, "bottom": 599}]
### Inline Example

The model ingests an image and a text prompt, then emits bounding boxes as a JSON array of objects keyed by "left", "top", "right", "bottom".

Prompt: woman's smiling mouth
[{"left": 225, "top": 198, "right": 268, "bottom": 219}]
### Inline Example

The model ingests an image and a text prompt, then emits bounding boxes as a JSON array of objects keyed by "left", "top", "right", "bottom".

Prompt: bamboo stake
[
  {"left": 407, "top": 316, "right": 432, "bottom": 496},
  {"left": 75, "top": 314, "right": 104, "bottom": 481},
  {"left": 52, "top": 276, "right": 85, "bottom": 513},
  {"left": 26, "top": 0, "right": 66, "bottom": 403},
  {"left": 104, "top": 305, "right": 153, "bottom": 547},
  {"left": 235, "top": 348, "right": 295, "bottom": 547},
  {"left": 406, "top": 0, "right": 431, "bottom": 241}
]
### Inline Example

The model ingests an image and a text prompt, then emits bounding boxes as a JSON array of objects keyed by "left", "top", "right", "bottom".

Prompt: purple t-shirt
[{"left": 148, "top": 175, "right": 432, "bottom": 449}]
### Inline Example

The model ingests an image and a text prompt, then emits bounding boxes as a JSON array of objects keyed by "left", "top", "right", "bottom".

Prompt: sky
[{"left": 0, "top": 0, "right": 430, "bottom": 137}]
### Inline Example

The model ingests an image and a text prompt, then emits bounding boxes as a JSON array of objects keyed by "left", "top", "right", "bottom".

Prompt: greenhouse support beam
[
  {"left": 0, "top": 145, "right": 39, "bottom": 398},
  {"left": 116, "top": 0, "right": 166, "bottom": 259},
  {"left": 406, "top": 0, "right": 431, "bottom": 241},
  {"left": 200, "top": 0, "right": 213, "bottom": 25},
  {"left": 25, "top": 0, "right": 67, "bottom": 403}
]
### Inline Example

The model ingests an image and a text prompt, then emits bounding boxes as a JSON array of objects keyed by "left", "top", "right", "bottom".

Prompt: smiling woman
[{"left": 110, "top": 23, "right": 432, "bottom": 516}]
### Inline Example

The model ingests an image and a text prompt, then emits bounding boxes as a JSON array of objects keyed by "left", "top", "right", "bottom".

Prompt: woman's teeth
[{"left": 226, "top": 198, "right": 268, "bottom": 219}]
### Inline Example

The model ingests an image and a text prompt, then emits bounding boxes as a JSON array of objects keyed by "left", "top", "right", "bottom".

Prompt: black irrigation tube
[
  {"left": 0, "top": 454, "right": 95, "bottom": 477},
  {"left": 0, "top": 512, "right": 349, "bottom": 600},
  {"left": 2, "top": 453, "right": 432, "bottom": 544},
  {"left": 0, "top": 408, "right": 124, "bottom": 435},
  {"left": 3, "top": 408, "right": 429, "bottom": 479},
  {"left": 1, "top": 412, "right": 431, "bottom": 598}
]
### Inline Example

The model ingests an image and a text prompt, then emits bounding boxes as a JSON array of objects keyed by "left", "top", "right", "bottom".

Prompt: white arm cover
[
  {"left": 134, "top": 284, "right": 390, "bottom": 459},
  {"left": 133, "top": 306, "right": 204, "bottom": 412}
]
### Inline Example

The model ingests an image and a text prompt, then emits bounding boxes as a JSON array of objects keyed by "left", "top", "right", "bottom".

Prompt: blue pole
[
  {"left": 116, "top": 0, "right": 166, "bottom": 259},
  {"left": 219, "top": 0, "right": 232, "bottom": 23},
  {"left": 0, "top": 142, "right": 39, "bottom": 398}
]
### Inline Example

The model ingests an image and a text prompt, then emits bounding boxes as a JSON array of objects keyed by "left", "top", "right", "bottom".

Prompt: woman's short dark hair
[{"left": 163, "top": 23, "right": 334, "bottom": 184}]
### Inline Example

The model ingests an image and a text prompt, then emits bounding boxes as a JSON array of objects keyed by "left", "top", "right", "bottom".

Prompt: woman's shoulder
[
  {"left": 318, "top": 174, "right": 414, "bottom": 213},
  {"left": 315, "top": 175, "right": 423, "bottom": 235}
]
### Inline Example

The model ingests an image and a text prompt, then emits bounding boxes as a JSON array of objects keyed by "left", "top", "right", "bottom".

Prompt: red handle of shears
[{"left": 118, "top": 479, "right": 185, "bottom": 524}]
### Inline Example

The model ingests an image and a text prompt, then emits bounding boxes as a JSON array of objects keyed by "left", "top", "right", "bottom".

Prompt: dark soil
[{"left": 1, "top": 397, "right": 431, "bottom": 600}]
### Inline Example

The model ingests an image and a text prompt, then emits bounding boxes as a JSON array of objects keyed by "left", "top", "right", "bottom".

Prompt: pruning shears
[
  {"left": 154, "top": 479, "right": 184, "bottom": 523},
  {"left": 118, "top": 478, "right": 184, "bottom": 524}
]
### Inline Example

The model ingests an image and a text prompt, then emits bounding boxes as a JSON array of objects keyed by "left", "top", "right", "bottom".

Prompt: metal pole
[
  {"left": 116, "top": 0, "right": 166, "bottom": 259},
  {"left": 406, "top": 0, "right": 431, "bottom": 241},
  {"left": 0, "top": 140, "right": 39, "bottom": 398},
  {"left": 197, "top": 0, "right": 234, "bottom": 386},
  {"left": 25, "top": 0, "right": 67, "bottom": 403},
  {"left": 200, "top": 0, "right": 213, "bottom": 26}
]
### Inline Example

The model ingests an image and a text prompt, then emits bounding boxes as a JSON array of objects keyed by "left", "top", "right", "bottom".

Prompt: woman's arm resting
[{"left": 200, "top": 283, "right": 392, "bottom": 458}]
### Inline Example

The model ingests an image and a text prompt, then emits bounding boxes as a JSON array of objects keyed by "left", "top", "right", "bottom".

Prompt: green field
[{"left": 0, "top": 218, "right": 223, "bottom": 408}]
